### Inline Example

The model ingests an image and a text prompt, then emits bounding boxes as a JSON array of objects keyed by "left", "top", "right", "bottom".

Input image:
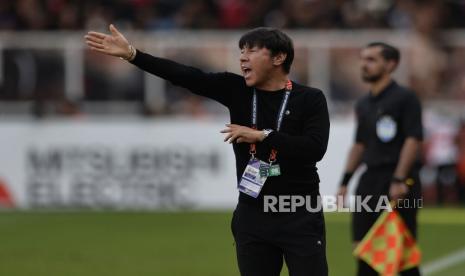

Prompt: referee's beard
[{"left": 362, "top": 71, "right": 384, "bottom": 83}]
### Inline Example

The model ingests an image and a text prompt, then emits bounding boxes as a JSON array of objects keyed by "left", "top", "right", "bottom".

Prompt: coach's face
[
  {"left": 360, "top": 46, "right": 389, "bottom": 83},
  {"left": 240, "top": 46, "right": 275, "bottom": 87}
]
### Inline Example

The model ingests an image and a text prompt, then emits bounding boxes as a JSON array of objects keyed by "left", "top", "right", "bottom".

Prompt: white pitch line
[{"left": 422, "top": 246, "right": 465, "bottom": 275}]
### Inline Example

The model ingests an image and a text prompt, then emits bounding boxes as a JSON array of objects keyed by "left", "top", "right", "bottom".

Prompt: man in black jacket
[{"left": 86, "top": 25, "right": 330, "bottom": 276}]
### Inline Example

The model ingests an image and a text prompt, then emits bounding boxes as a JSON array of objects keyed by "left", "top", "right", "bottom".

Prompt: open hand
[
  {"left": 84, "top": 24, "right": 131, "bottom": 58},
  {"left": 221, "top": 124, "right": 263, "bottom": 144}
]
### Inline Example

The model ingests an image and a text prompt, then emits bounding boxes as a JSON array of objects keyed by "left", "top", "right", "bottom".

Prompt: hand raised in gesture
[{"left": 85, "top": 24, "right": 133, "bottom": 60}]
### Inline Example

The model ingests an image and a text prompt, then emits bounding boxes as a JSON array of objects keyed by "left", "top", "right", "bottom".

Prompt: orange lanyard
[{"left": 249, "top": 80, "right": 292, "bottom": 164}]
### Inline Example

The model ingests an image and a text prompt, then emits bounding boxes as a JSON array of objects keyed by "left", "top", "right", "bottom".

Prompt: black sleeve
[
  {"left": 402, "top": 92, "right": 423, "bottom": 140},
  {"left": 130, "top": 49, "right": 242, "bottom": 108},
  {"left": 263, "top": 90, "right": 330, "bottom": 162}
]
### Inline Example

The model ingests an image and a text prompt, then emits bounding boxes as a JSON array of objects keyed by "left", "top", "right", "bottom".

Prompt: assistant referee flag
[{"left": 353, "top": 210, "right": 421, "bottom": 275}]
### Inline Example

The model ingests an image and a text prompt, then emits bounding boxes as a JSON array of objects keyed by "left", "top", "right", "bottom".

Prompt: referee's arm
[
  {"left": 337, "top": 143, "right": 365, "bottom": 204},
  {"left": 389, "top": 138, "right": 421, "bottom": 200},
  {"left": 392, "top": 137, "right": 421, "bottom": 181},
  {"left": 390, "top": 92, "right": 423, "bottom": 200},
  {"left": 343, "top": 143, "right": 365, "bottom": 176},
  {"left": 337, "top": 102, "right": 366, "bottom": 203}
]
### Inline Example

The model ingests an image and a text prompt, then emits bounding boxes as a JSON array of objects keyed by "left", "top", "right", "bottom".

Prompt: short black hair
[
  {"left": 365, "top": 42, "right": 400, "bottom": 64},
  {"left": 239, "top": 27, "right": 294, "bottom": 74}
]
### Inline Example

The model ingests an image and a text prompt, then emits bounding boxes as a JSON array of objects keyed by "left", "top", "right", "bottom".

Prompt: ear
[
  {"left": 272, "top": 53, "right": 287, "bottom": 66},
  {"left": 386, "top": 60, "right": 398, "bottom": 73}
]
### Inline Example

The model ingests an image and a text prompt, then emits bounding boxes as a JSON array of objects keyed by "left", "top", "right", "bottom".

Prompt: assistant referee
[{"left": 337, "top": 42, "right": 423, "bottom": 276}]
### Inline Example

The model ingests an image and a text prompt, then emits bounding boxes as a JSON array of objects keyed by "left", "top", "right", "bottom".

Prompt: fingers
[
  {"left": 223, "top": 133, "right": 233, "bottom": 142},
  {"left": 86, "top": 40, "right": 106, "bottom": 50},
  {"left": 84, "top": 33, "right": 106, "bottom": 51},
  {"left": 85, "top": 35, "right": 104, "bottom": 44},
  {"left": 221, "top": 127, "right": 233, "bottom": 142},
  {"left": 389, "top": 184, "right": 408, "bottom": 201},
  {"left": 88, "top": 47, "right": 109, "bottom": 54},
  {"left": 222, "top": 124, "right": 249, "bottom": 143},
  {"left": 226, "top": 133, "right": 241, "bottom": 144},
  {"left": 227, "top": 135, "right": 250, "bottom": 144},
  {"left": 220, "top": 128, "right": 232, "bottom": 133},
  {"left": 87, "top": 31, "right": 106, "bottom": 40},
  {"left": 402, "top": 184, "right": 408, "bottom": 194},
  {"left": 389, "top": 187, "right": 396, "bottom": 198},
  {"left": 109, "top": 24, "right": 121, "bottom": 36},
  {"left": 390, "top": 190, "right": 401, "bottom": 201},
  {"left": 222, "top": 125, "right": 235, "bottom": 142}
]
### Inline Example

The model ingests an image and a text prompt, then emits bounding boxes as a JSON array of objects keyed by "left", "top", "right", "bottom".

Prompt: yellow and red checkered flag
[{"left": 353, "top": 210, "right": 421, "bottom": 276}]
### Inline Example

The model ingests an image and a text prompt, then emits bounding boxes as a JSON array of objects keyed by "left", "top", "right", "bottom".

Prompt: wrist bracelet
[{"left": 121, "top": 45, "right": 136, "bottom": 61}]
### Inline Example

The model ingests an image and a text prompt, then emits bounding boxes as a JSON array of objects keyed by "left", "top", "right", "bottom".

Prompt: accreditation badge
[
  {"left": 268, "top": 164, "right": 281, "bottom": 176},
  {"left": 376, "top": 115, "right": 397, "bottom": 142},
  {"left": 238, "top": 158, "right": 268, "bottom": 198}
]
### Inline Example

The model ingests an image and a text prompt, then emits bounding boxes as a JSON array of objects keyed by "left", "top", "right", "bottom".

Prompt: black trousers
[
  {"left": 435, "top": 163, "right": 457, "bottom": 205},
  {"left": 353, "top": 167, "right": 422, "bottom": 276},
  {"left": 231, "top": 202, "right": 328, "bottom": 276}
]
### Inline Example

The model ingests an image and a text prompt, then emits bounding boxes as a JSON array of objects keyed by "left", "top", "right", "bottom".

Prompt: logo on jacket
[{"left": 376, "top": 115, "right": 397, "bottom": 142}]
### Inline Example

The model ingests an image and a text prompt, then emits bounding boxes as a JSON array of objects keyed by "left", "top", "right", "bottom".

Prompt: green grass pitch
[{"left": 0, "top": 208, "right": 464, "bottom": 276}]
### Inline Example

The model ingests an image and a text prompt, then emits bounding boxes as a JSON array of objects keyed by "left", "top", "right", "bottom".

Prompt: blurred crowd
[
  {"left": 1, "top": 0, "right": 464, "bottom": 113},
  {"left": 0, "top": 0, "right": 464, "bottom": 31},
  {"left": 421, "top": 113, "right": 465, "bottom": 205}
]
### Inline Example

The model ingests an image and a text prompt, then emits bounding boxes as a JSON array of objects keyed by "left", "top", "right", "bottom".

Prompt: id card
[{"left": 238, "top": 158, "right": 268, "bottom": 198}]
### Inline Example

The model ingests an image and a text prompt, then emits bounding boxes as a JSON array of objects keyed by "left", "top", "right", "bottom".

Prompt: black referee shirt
[
  {"left": 355, "top": 81, "right": 423, "bottom": 169},
  {"left": 131, "top": 50, "right": 330, "bottom": 206}
]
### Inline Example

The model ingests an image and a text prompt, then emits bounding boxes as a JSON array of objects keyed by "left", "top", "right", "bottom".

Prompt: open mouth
[{"left": 241, "top": 66, "right": 252, "bottom": 78}]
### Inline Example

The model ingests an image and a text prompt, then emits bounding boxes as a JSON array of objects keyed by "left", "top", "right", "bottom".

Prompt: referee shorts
[{"left": 352, "top": 167, "right": 422, "bottom": 242}]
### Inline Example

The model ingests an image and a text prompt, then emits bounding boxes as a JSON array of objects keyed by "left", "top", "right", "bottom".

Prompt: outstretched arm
[{"left": 85, "top": 24, "right": 238, "bottom": 107}]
